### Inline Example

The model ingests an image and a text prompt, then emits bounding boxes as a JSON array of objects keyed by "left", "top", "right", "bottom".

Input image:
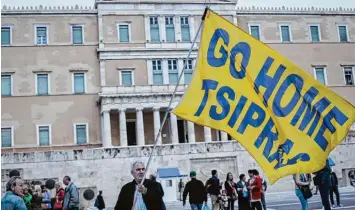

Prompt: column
[
  {"left": 153, "top": 107, "right": 162, "bottom": 145},
  {"left": 175, "top": 16, "right": 182, "bottom": 42},
  {"left": 102, "top": 110, "right": 112, "bottom": 148},
  {"left": 99, "top": 60, "right": 106, "bottom": 86},
  {"left": 159, "top": 15, "right": 166, "bottom": 42},
  {"left": 170, "top": 113, "right": 179, "bottom": 144},
  {"left": 204, "top": 126, "right": 212, "bottom": 142},
  {"left": 119, "top": 108, "right": 128, "bottom": 147},
  {"left": 136, "top": 107, "right": 145, "bottom": 146},
  {"left": 189, "top": 16, "right": 196, "bottom": 42},
  {"left": 221, "top": 131, "right": 228, "bottom": 141},
  {"left": 187, "top": 121, "right": 196, "bottom": 143},
  {"left": 162, "top": 59, "right": 169, "bottom": 85},
  {"left": 178, "top": 59, "right": 185, "bottom": 84},
  {"left": 145, "top": 15, "right": 151, "bottom": 42}
]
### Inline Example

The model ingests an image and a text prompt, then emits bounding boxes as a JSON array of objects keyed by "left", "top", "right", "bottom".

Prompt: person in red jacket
[
  {"left": 247, "top": 169, "right": 262, "bottom": 210},
  {"left": 54, "top": 182, "right": 65, "bottom": 210}
]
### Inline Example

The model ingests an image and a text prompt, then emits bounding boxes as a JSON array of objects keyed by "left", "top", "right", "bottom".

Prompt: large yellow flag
[{"left": 173, "top": 9, "right": 355, "bottom": 184}]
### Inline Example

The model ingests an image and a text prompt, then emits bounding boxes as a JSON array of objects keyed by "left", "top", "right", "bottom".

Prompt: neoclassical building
[{"left": 1, "top": 0, "right": 355, "bottom": 207}]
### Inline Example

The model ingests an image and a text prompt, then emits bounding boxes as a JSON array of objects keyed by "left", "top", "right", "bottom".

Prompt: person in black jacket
[
  {"left": 114, "top": 161, "right": 164, "bottom": 210},
  {"left": 330, "top": 169, "right": 343, "bottom": 208},
  {"left": 96, "top": 190, "right": 106, "bottom": 210},
  {"left": 149, "top": 174, "right": 166, "bottom": 210},
  {"left": 206, "top": 170, "right": 220, "bottom": 210},
  {"left": 183, "top": 171, "right": 207, "bottom": 210}
]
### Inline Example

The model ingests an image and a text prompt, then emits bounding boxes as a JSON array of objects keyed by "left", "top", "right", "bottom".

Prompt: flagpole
[{"left": 131, "top": 7, "right": 209, "bottom": 210}]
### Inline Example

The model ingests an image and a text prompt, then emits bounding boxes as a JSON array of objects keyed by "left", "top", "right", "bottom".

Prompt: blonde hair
[{"left": 55, "top": 182, "right": 62, "bottom": 188}]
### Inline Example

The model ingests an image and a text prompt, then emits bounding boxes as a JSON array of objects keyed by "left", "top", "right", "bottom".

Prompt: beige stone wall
[
  {"left": 1, "top": 46, "right": 100, "bottom": 96},
  {"left": 104, "top": 59, "right": 148, "bottom": 86},
  {"left": 102, "top": 15, "right": 146, "bottom": 45},
  {"left": 1, "top": 15, "right": 98, "bottom": 46},
  {"left": 237, "top": 15, "right": 355, "bottom": 43},
  {"left": 1, "top": 94, "right": 101, "bottom": 146},
  {"left": 2, "top": 140, "right": 355, "bottom": 207}
]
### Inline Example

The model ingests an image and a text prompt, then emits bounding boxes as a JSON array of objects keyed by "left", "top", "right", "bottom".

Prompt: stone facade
[{"left": 2, "top": 0, "right": 355, "bottom": 206}]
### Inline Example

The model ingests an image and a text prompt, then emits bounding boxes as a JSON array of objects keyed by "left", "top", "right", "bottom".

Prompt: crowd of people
[
  {"left": 1, "top": 172, "right": 87, "bottom": 210},
  {"left": 2, "top": 159, "right": 354, "bottom": 210},
  {"left": 182, "top": 169, "right": 267, "bottom": 210}
]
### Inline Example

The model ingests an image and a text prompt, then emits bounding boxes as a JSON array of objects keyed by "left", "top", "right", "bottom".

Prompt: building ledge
[{"left": 100, "top": 84, "right": 188, "bottom": 96}]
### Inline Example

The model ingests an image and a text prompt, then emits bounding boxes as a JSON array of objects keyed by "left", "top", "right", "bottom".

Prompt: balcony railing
[{"left": 101, "top": 84, "right": 188, "bottom": 95}]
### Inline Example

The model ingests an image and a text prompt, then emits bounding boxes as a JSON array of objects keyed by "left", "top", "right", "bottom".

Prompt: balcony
[{"left": 100, "top": 84, "right": 188, "bottom": 97}]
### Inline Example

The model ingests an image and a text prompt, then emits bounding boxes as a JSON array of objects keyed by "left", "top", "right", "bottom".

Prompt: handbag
[{"left": 294, "top": 175, "right": 313, "bottom": 200}]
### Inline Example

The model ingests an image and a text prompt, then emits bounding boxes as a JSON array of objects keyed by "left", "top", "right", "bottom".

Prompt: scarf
[{"left": 133, "top": 185, "right": 147, "bottom": 210}]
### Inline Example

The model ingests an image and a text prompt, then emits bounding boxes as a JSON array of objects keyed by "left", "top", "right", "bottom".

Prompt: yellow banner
[{"left": 173, "top": 9, "right": 355, "bottom": 184}]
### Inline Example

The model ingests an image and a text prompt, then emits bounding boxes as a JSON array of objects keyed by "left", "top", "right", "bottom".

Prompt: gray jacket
[{"left": 63, "top": 182, "right": 79, "bottom": 209}]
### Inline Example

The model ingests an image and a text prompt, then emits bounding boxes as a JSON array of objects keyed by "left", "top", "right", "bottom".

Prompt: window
[
  {"left": 152, "top": 60, "right": 163, "bottom": 85},
  {"left": 166, "top": 180, "right": 173, "bottom": 187},
  {"left": 74, "top": 124, "right": 88, "bottom": 144},
  {"left": 1, "top": 75, "right": 12, "bottom": 96},
  {"left": 165, "top": 17, "right": 175, "bottom": 42},
  {"left": 120, "top": 71, "right": 133, "bottom": 86},
  {"left": 344, "top": 66, "right": 354, "bottom": 85},
  {"left": 184, "top": 59, "right": 194, "bottom": 84},
  {"left": 280, "top": 25, "right": 291, "bottom": 42},
  {"left": 150, "top": 16, "right": 160, "bottom": 42},
  {"left": 180, "top": 17, "right": 190, "bottom": 41},
  {"left": 36, "top": 74, "right": 49, "bottom": 95},
  {"left": 1, "top": 27, "right": 11, "bottom": 45},
  {"left": 35, "top": 25, "right": 48, "bottom": 45},
  {"left": 71, "top": 25, "right": 84, "bottom": 44},
  {"left": 73, "top": 73, "right": 86, "bottom": 94},
  {"left": 37, "top": 125, "right": 50, "bottom": 146},
  {"left": 1, "top": 127, "right": 13, "bottom": 148},
  {"left": 338, "top": 25, "right": 349, "bottom": 42},
  {"left": 168, "top": 59, "right": 178, "bottom": 84},
  {"left": 309, "top": 25, "right": 320, "bottom": 42},
  {"left": 118, "top": 24, "right": 130, "bottom": 42},
  {"left": 249, "top": 25, "right": 260, "bottom": 40},
  {"left": 314, "top": 67, "right": 327, "bottom": 85}
]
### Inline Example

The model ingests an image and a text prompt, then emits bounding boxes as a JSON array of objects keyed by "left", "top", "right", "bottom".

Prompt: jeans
[
  {"left": 261, "top": 193, "right": 266, "bottom": 210},
  {"left": 238, "top": 197, "right": 250, "bottom": 210},
  {"left": 330, "top": 186, "right": 340, "bottom": 206},
  {"left": 228, "top": 198, "right": 235, "bottom": 210},
  {"left": 319, "top": 184, "right": 331, "bottom": 210},
  {"left": 296, "top": 189, "right": 309, "bottom": 210},
  {"left": 190, "top": 203, "right": 203, "bottom": 210},
  {"left": 251, "top": 201, "right": 262, "bottom": 210}
]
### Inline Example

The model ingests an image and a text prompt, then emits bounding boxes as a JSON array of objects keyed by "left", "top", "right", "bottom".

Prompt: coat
[
  {"left": 63, "top": 182, "right": 79, "bottom": 209},
  {"left": 247, "top": 176, "right": 262, "bottom": 201},
  {"left": 54, "top": 188, "right": 65, "bottom": 210},
  {"left": 114, "top": 179, "right": 164, "bottom": 210}
]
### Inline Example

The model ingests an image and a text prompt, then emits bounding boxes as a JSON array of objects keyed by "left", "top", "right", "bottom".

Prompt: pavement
[{"left": 165, "top": 186, "right": 355, "bottom": 210}]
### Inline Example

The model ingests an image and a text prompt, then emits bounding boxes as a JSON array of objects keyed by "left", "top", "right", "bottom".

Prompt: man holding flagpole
[{"left": 114, "top": 161, "right": 164, "bottom": 210}]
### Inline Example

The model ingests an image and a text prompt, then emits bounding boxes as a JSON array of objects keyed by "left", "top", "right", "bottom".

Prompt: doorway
[
  {"left": 126, "top": 121, "right": 136, "bottom": 146},
  {"left": 177, "top": 120, "right": 186, "bottom": 143}
]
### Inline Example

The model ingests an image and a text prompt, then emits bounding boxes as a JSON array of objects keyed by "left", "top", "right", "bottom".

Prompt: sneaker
[
  {"left": 332, "top": 205, "right": 336, "bottom": 208},
  {"left": 337, "top": 204, "right": 344, "bottom": 208}
]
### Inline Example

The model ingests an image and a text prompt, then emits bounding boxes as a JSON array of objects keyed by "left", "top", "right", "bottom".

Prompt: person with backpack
[
  {"left": 206, "top": 170, "right": 221, "bottom": 210},
  {"left": 95, "top": 191, "right": 106, "bottom": 210},
  {"left": 313, "top": 159, "right": 332, "bottom": 210},
  {"left": 293, "top": 173, "right": 312, "bottom": 210}
]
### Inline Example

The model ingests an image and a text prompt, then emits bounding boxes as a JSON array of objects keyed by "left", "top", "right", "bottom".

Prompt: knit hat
[{"left": 190, "top": 171, "right": 196, "bottom": 177}]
